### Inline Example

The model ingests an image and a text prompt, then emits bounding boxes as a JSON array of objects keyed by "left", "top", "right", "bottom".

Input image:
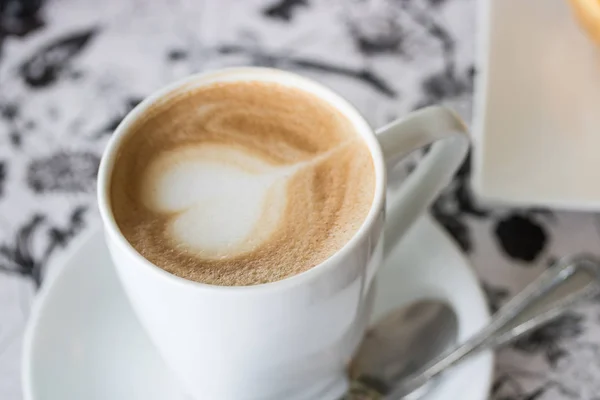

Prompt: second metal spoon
[{"left": 347, "top": 254, "right": 600, "bottom": 400}]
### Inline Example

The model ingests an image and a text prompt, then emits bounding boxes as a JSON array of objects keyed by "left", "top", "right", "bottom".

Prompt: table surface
[{"left": 1, "top": 0, "right": 600, "bottom": 399}]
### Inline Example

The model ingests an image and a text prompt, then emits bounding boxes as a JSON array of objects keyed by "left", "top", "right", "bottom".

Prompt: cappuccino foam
[{"left": 110, "top": 80, "right": 375, "bottom": 286}]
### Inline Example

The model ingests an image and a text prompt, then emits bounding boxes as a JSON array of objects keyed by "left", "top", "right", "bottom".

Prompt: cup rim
[{"left": 97, "top": 66, "right": 387, "bottom": 293}]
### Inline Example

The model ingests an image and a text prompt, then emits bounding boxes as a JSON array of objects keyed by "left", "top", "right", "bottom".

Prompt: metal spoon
[{"left": 345, "top": 255, "right": 600, "bottom": 400}]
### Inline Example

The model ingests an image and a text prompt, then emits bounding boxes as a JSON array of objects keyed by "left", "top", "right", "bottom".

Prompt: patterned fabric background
[{"left": 1, "top": 0, "right": 600, "bottom": 399}]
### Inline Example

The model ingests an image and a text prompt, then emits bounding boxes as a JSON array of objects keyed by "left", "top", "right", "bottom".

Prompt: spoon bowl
[{"left": 350, "top": 301, "right": 457, "bottom": 394}]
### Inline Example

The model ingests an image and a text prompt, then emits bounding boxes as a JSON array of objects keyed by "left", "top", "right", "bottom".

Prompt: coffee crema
[{"left": 110, "top": 80, "right": 375, "bottom": 286}]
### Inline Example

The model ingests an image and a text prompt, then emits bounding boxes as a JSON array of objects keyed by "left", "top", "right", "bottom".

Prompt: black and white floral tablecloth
[{"left": 1, "top": 0, "right": 600, "bottom": 399}]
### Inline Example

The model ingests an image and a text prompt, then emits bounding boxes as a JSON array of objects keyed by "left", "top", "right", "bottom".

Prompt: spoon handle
[
  {"left": 386, "top": 255, "right": 600, "bottom": 400},
  {"left": 343, "top": 380, "right": 384, "bottom": 400}
]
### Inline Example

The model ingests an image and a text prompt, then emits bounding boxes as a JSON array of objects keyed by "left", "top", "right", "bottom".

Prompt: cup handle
[{"left": 376, "top": 106, "right": 470, "bottom": 257}]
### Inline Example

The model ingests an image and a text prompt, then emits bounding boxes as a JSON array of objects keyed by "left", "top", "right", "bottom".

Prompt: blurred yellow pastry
[{"left": 569, "top": 0, "right": 600, "bottom": 45}]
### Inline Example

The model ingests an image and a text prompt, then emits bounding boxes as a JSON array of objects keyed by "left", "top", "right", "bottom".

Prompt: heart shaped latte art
[
  {"left": 110, "top": 80, "right": 376, "bottom": 286},
  {"left": 140, "top": 144, "right": 291, "bottom": 259}
]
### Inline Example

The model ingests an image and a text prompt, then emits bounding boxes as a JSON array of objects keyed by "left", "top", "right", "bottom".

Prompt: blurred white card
[{"left": 473, "top": 0, "right": 600, "bottom": 210}]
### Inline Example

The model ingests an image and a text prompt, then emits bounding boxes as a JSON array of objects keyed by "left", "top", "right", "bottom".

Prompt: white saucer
[{"left": 22, "top": 216, "right": 493, "bottom": 400}]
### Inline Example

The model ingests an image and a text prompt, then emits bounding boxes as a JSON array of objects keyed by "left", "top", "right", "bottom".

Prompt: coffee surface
[{"left": 110, "top": 80, "right": 375, "bottom": 286}]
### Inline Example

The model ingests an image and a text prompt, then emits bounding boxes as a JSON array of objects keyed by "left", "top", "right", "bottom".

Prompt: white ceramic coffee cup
[{"left": 97, "top": 67, "right": 469, "bottom": 400}]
